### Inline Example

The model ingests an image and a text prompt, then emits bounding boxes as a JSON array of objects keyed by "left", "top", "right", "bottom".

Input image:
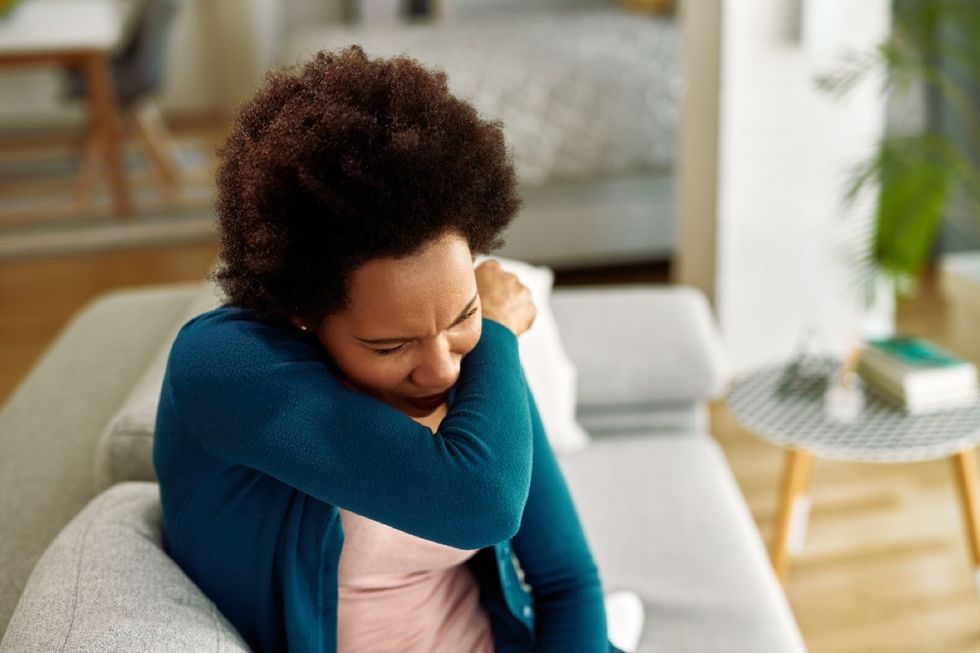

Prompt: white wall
[
  {"left": 158, "top": 0, "right": 222, "bottom": 116},
  {"left": 678, "top": 0, "right": 891, "bottom": 374},
  {"left": 675, "top": 0, "right": 721, "bottom": 305}
]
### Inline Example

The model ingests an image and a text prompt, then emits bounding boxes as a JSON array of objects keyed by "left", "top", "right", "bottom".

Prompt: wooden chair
[{"left": 66, "top": 0, "right": 182, "bottom": 211}]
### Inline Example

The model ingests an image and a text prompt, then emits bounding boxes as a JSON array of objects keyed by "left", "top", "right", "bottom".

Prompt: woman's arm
[
  {"left": 511, "top": 385, "right": 609, "bottom": 652},
  {"left": 161, "top": 308, "right": 532, "bottom": 550}
]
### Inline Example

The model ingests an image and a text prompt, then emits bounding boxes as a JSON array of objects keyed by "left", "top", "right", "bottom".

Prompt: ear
[{"left": 290, "top": 317, "right": 311, "bottom": 333}]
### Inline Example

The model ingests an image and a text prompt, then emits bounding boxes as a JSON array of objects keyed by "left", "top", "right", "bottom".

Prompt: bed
[{"left": 281, "top": 5, "right": 682, "bottom": 267}]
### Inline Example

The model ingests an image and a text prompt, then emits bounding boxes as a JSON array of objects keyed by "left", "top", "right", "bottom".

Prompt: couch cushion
[
  {"left": 0, "top": 483, "right": 248, "bottom": 653},
  {"left": 4, "top": 441, "right": 805, "bottom": 653},
  {"left": 558, "top": 433, "right": 807, "bottom": 653},
  {"left": 92, "top": 286, "right": 224, "bottom": 492}
]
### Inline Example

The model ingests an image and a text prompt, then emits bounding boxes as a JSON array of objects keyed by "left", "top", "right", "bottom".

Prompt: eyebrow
[{"left": 355, "top": 292, "right": 479, "bottom": 345}]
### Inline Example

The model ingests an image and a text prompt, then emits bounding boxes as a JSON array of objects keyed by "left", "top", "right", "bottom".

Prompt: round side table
[{"left": 727, "top": 356, "right": 980, "bottom": 589}]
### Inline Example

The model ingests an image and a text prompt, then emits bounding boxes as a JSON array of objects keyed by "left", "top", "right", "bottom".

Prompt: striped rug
[{"left": 0, "top": 138, "right": 217, "bottom": 260}]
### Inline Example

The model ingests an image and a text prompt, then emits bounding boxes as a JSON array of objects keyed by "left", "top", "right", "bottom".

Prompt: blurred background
[{"left": 1, "top": 1, "right": 979, "bottom": 651}]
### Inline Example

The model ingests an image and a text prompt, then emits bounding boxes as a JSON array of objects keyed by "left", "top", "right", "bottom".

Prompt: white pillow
[
  {"left": 475, "top": 256, "right": 589, "bottom": 454},
  {"left": 94, "top": 258, "right": 588, "bottom": 491}
]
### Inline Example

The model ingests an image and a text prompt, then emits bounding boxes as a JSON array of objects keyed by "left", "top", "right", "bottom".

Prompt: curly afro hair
[{"left": 211, "top": 45, "right": 521, "bottom": 327}]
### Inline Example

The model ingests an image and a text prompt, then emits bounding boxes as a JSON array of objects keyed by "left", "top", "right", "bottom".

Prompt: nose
[{"left": 411, "top": 334, "right": 460, "bottom": 392}]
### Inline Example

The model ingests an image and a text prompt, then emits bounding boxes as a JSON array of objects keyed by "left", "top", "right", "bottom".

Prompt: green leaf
[
  {"left": 873, "top": 136, "right": 954, "bottom": 276},
  {"left": 818, "top": 0, "right": 980, "bottom": 287}
]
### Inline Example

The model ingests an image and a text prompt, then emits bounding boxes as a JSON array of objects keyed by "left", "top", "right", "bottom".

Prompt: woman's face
[{"left": 314, "top": 230, "right": 482, "bottom": 418}]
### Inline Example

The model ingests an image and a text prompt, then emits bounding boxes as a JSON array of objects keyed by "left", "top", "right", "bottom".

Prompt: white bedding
[{"left": 284, "top": 10, "right": 682, "bottom": 187}]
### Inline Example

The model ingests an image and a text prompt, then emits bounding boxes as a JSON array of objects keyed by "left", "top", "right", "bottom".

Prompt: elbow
[
  {"left": 487, "top": 501, "right": 524, "bottom": 545},
  {"left": 487, "top": 460, "right": 531, "bottom": 541},
  {"left": 457, "top": 476, "right": 527, "bottom": 549},
  {"left": 455, "top": 508, "right": 521, "bottom": 550},
  {"left": 438, "top": 419, "right": 533, "bottom": 548}
]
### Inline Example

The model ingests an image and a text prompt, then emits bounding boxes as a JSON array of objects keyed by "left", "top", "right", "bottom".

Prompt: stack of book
[{"left": 858, "top": 336, "right": 978, "bottom": 414}]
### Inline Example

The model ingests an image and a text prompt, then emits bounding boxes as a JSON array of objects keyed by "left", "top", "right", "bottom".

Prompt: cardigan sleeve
[
  {"left": 512, "top": 386, "right": 609, "bottom": 652},
  {"left": 161, "top": 307, "right": 533, "bottom": 550}
]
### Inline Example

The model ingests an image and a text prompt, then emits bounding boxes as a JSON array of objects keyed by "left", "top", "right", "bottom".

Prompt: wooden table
[
  {"left": 0, "top": 0, "right": 132, "bottom": 217},
  {"left": 728, "top": 357, "right": 980, "bottom": 591}
]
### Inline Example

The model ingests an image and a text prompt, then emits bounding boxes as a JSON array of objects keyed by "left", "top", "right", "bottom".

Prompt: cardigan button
[{"left": 522, "top": 605, "right": 533, "bottom": 618}]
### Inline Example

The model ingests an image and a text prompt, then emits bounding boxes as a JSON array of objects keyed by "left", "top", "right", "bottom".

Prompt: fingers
[{"left": 475, "top": 259, "right": 537, "bottom": 336}]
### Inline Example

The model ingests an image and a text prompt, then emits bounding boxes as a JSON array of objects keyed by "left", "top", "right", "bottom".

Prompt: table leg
[
  {"left": 132, "top": 100, "right": 180, "bottom": 206},
  {"left": 73, "top": 117, "right": 103, "bottom": 210},
  {"left": 951, "top": 448, "right": 980, "bottom": 597},
  {"left": 82, "top": 51, "right": 133, "bottom": 218},
  {"left": 771, "top": 448, "right": 814, "bottom": 583}
]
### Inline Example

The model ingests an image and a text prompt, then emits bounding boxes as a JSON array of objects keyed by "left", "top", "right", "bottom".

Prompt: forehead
[{"left": 342, "top": 232, "right": 475, "bottom": 329}]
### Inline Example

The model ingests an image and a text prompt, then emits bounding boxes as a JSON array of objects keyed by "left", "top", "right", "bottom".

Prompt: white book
[
  {"left": 858, "top": 337, "right": 978, "bottom": 411},
  {"left": 904, "top": 390, "right": 976, "bottom": 415},
  {"left": 859, "top": 363, "right": 975, "bottom": 402},
  {"left": 865, "top": 376, "right": 978, "bottom": 414},
  {"left": 860, "top": 337, "right": 976, "bottom": 389}
]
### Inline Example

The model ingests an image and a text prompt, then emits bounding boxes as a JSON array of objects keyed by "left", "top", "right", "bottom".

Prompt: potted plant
[{"left": 817, "top": 0, "right": 980, "bottom": 311}]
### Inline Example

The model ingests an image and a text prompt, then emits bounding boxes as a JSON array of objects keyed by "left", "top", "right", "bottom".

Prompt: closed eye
[
  {"left": 456, "top": 306, "right": 479, "bottom": 325},
  {"left": 367, "top": 299, "right": 479, "bottom": 356},
  {"left": 373, "top": 343, "right": 406, "bottom": 356}
]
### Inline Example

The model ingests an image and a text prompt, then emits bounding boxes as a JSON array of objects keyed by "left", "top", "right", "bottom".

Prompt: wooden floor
[
  {"left": 716, "top": 274, "right": 980, "bottom": 653},
  {"left": 0, "top": 241, "right": 220, "bottom": 402},
  {"left": 1, "top": 126, "right": 979, "bottom": 651}
]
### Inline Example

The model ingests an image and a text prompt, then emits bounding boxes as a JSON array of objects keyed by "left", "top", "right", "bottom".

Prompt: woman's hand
[{"left": 475, "top": 260, "right": 537, "bottom": 336}]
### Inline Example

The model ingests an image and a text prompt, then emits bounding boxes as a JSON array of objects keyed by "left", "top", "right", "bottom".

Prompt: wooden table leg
[
  {"left": 951, "top": 448, "right": 980, "bottom": 597},
  {"left": 771, "top": 448, "right": 814, "bottom": 583},
  {"left": 132, "top": 100, "right": 180, "bottom": 206},
  {"left": 73, "top": 117, "right": 103, "bottom": 210},
  {"left": 82, "top": 51, "right": 133, "bottom": 218}
]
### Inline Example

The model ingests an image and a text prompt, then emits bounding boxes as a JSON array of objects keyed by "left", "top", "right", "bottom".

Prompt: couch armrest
[
  {"left": 0, "top": 283, "right": 203, "bottom": 636},
  {"left": 550, "top": 285, "right": 729, "bottom": 407}
]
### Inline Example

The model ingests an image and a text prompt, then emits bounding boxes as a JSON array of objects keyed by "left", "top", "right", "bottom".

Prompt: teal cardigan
[{"left": 153, "top": 306, "right": 611, "bottom": 652}]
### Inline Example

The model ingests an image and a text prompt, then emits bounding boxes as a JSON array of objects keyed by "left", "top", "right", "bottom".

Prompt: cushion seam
[
  {"left": 209, "top": 598, "right": 222, "bottom": 652},
  {"left": 60, "top": 494, "right": 115, "bottom": 652}
]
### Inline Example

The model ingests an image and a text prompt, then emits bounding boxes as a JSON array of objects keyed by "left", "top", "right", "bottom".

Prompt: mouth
[{"left": 406, "top": 390, "right": 451, "bottom": 411}]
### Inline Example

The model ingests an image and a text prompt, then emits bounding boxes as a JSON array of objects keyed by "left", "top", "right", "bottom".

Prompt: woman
[{"left": 153, "top": 46, "right": 627, "bottom": 652}]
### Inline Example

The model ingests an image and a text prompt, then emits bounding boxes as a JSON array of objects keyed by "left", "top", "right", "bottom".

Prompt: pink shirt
[{"left": 337, "top": 508, "right": 496, "bottom": 653}]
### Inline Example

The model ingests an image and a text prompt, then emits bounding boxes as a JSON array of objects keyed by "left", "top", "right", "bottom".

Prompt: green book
[
  {"left": 858, "top": 336, "right": 977, "bottom": 413},
  {"left": 868, "top": 337, "right": 966, "bottom": 369}
]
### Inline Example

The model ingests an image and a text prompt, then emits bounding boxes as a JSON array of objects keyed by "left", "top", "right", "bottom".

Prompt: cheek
[
  {"left": 345, "top": 353, "right": 413, "bottom": 392},
  {"left": 323, "top": 339, "right": 409, "bottom": 393},
  {"left": 455, "top": 318, "right": 483, "bottom": 355},
  {"left": 325, "top": 317, "right": 482, "bottom": 393}
]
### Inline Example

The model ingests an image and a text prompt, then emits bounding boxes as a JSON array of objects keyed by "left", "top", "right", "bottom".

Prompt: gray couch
[{"left": 0, "top": 282, "right": 807, "bottom": 652}]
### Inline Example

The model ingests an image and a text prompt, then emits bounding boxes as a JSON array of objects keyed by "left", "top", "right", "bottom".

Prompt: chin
[
  {"left": 342, "top": 377, "right": 451, "bottom": 419},
  {"left": 366, "top": 391, "right": 435, "bottom": 419},
  {"left": 399, "top": 403, "right": 438, "bottom": 419}
]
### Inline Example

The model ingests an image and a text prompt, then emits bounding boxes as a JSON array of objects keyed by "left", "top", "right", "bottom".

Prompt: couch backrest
[{"left": 551, "top": 285, "right": 728, "bottom": 410}]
